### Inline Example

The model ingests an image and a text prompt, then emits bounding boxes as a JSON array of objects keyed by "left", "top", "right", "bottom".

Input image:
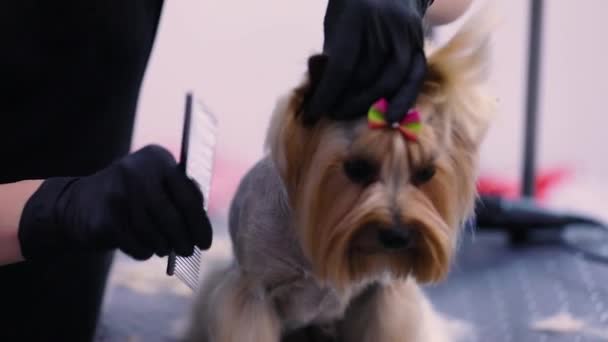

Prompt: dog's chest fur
[{"left": 228, "top": 156, "right": 369, "bottom": 331}]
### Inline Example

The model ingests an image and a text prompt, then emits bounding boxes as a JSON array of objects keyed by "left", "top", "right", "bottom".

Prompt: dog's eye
[
  {"left": 343, "top": 158, "right": 379, "bottom": 185},
  {"left": 412, "top": 166, "right": 436, "bottom": 185}
]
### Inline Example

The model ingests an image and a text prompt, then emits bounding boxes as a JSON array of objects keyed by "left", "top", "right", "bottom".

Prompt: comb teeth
[
  {"left": 167, "top": 92, "right": 218, "bottom": 290},
  {"left": 173, "top": 248, "right": 203, "bottom": 290}
]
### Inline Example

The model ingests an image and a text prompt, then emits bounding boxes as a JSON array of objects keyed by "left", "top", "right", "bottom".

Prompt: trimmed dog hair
[{"left": 185, "top": 8, "right": 496, "bottom": 342}]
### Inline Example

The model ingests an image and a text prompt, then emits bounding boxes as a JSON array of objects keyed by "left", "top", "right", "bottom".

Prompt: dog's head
[{"left": 265, "top": 12, "right": 495, "bottom": 290}]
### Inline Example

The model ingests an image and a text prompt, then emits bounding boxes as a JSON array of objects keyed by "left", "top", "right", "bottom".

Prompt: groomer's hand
[
  {"left": 306, "top": 0, "right": 434, "bottom": 123},
  {"left": 18, "top": 145, "right": 212, "bottom": 260}
]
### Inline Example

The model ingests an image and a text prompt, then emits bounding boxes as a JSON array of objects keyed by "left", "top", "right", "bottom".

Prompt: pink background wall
[{"left": 130, "top": 0, "right": 608, "bottom": 219}]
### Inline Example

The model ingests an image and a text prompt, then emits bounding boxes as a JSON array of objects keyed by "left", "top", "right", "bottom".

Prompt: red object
[
  {"left": 476, "top": 167, "right": 573, "bottom": 202},
  {"left": 206, "top": 158, "right": 249, "bottom": 214}
]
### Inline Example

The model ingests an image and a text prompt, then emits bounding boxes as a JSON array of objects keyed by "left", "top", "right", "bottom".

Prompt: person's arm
[
  {"left": 0, "top": 145, "right": 213, "bottom": 267},
  {"left": 306, "top": 0, "right": 474, "bottom": 125},
  {"left": 0, "top": 180, "right": 42, "bottom": 265},
  {"left": 307, "top": 0, "right": 432, "bottom": 124},
  {"left": 426, "top": 0, "right": 473, "bottom": 26}
]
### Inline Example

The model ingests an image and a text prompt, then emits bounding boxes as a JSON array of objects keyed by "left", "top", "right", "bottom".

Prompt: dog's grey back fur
[
  {"left": 227, "top": 156, "right": 349, "bottom": 330},
  {"left": 228, "top": 155, "right": 302, "bottom": 276}
]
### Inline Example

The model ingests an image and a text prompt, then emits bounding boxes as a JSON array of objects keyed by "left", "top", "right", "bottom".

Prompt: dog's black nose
[{"left": 377, "top": 229, "right": 411, "bottom": 250}]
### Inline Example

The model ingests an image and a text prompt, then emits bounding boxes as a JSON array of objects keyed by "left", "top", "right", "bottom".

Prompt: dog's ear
[
  {"left": 299, "top": 53, "right": 329, "bottom": 125},
  {"left": 424, "top": 5, "right": 498, "bottom": 149}
]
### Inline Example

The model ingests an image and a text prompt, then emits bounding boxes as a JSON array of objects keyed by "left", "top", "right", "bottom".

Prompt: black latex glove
[
  {"left": 18, "top": 145, "right": 212, "bottom": 261},
  {"left": 305, "top": 0, "right": 433, "bottom": 124}
]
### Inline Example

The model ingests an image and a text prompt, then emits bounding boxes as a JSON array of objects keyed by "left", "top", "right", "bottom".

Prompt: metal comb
[{"left": 166, "top": 92, "right": 218, "bottom": 290}]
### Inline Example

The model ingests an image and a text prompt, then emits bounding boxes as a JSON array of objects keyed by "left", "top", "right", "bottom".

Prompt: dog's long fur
[{"left": 186, "top": 9, "right": 495, "bottom": 342}]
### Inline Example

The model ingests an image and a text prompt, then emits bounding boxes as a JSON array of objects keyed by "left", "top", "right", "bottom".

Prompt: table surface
[{"left": 94, "top": 226, "right": 608, "bottom": 342}]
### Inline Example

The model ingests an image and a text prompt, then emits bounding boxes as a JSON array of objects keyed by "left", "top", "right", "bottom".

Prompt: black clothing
[
  {"left": 19, "top": 145, "right": 213, "bottom": 261},
  {"left": 0, "top": 1, "right": 165, "bottom": 340}
]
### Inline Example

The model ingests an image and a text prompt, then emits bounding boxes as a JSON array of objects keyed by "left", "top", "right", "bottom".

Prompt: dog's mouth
[{"left": 350, "top": 224, "right": 418, "bottom": 254}]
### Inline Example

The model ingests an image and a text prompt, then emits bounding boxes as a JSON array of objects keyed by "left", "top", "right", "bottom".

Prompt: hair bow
[{"left": 367, "top": 98, "right": 422, "bottom": 142}]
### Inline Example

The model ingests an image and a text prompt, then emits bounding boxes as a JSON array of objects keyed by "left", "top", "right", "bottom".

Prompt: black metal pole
[{"left": 512, "top": 0, "right": 545, "bottom": 244}]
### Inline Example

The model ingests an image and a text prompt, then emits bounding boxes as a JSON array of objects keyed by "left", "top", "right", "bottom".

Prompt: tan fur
[
  {"left": 265, "top": 9, "right": 494, "bottom": 289},
  {"left": 337, "top": 280, "right": 426, "bottom": 341},
  {"left": 186, "top": 8, "right": 496, "bottom": 342},
  {"left": 185, "top": 262, "right": 282, "bottom": 342}
]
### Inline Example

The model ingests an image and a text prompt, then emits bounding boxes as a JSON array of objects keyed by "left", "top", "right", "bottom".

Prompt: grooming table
[
  {"left": 95, "top": 225, "right": 608, "bottom": 342},
  {"left": 425, "top": 230, "right": 608, "bottom": 342}
]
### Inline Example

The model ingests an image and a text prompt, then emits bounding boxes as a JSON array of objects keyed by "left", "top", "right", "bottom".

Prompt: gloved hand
[
  {"left": 305, "top": 0, "right": 433, "bottom": 124},
  {"left": 18, "top": 145, "right": 212, "bottom": 260}
]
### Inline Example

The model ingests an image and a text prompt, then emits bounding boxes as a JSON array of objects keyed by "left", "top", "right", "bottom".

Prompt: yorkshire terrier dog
[{"left": 186, "top": 9, "right": 495, "bottom": 342}]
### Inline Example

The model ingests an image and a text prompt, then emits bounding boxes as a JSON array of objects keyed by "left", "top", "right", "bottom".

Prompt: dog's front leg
[
  {"left": 187, "top": 266, "right": 282, "bottom": 342},
  {"left": 338, "top": 280, "right": 428, "bottom": 342}
]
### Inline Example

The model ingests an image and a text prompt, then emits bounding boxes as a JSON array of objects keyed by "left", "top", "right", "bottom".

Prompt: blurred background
[
  {"left": 95, "top": 1, "right": 608, "bottom": 341},
  {"left": 132, "top": 0, "right": 608, "bottom": 221}
]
